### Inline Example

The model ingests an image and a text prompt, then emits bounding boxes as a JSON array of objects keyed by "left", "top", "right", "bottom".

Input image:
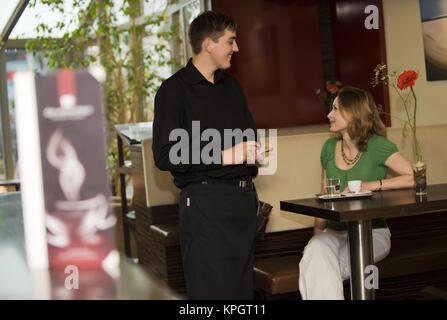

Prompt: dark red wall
[
  {"left": 215, "top": 0, "right": 390, "bottom": 128},
  {"left": 331, "top": 0, "right": 390, "bottom": 126},
  {"left": 216, "top": 0, "right": 327, "bottom": 128}
]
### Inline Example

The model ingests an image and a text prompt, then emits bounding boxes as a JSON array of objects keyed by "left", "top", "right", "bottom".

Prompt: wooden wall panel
[
  {"left": 216, "top": 0, "right": 327, "bottom": 128},
  {"left": 331, "top": 0, "right": 391, "bottom": 126}
]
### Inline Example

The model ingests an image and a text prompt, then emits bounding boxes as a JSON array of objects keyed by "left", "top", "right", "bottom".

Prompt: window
[
  {"left": 169, "top": 0, "right": 202, "bottom": 71},
  {"left": 3, "top": 47, "right": 49, "bottom": 179},
  {"left": 1, "top": 0, "right": 56, "bottom": 180}
]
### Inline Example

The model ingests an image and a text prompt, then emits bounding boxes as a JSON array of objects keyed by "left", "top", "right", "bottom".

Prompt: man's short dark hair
[{"left": 188, "top": 11, "right": 237, "bottom": 55}]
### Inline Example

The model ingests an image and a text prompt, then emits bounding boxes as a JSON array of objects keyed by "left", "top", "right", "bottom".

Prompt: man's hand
[{"left": 222, "top": 141, "right": 261, "bottom": 166}]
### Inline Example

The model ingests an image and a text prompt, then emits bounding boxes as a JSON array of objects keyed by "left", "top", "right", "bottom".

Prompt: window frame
[{"left": 0, "top": 0, "right": 29, "bottom": 180}]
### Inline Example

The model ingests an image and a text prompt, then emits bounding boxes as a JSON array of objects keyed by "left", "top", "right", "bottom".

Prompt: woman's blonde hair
[{"left": 337, "top": 86, "right": 386, "bottom": 151}]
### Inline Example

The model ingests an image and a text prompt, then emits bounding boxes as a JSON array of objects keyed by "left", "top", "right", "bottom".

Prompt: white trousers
[{"left": 299, "top": 227, "right": 391, "bottom": 300}]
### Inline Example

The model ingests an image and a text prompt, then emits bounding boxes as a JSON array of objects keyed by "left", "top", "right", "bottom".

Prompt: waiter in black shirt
[{"left": 152, "top": 11, "right": 266, "bottom": 299}]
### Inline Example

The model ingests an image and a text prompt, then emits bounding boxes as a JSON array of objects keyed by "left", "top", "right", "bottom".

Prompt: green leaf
[{"left": 402, "top": 122, "right": 409, "bottom": 138}]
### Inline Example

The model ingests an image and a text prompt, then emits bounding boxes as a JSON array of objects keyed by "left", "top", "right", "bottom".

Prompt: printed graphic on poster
[{"left": 15, "top": 69, "right": 118, "bottom": 270}]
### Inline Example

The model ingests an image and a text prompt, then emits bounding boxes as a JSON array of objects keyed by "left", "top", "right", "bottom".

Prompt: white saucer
[
  {"left": 342, "top": 190, "right": 373, "bottom": 196},
  {"left": 316, "top": 190, "right": 374, "bottom": 200}
]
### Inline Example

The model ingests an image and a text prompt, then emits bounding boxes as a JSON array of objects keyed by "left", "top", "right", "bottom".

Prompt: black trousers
[{"left": 179, "top": 182, "right": 257, "bottom": 300}]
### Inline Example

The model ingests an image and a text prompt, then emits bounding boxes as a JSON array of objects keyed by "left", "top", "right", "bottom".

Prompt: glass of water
[{"left": 325, "top": 178, "right": 341, "bottom": 195}]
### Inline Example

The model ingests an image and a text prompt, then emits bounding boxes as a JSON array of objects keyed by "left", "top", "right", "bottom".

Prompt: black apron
[{"left": 179, "top": 182, "right": 257, "bottom": 300}]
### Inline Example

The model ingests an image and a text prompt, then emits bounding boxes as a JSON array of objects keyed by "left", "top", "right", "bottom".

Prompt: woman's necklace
[{"left": 341, "top": 141, "right": 361, "bottom": 166}]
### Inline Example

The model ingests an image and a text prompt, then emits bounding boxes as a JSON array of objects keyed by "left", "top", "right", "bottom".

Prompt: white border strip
[{"left": 14, "top": 71, "right": 48, "bottom": 270}]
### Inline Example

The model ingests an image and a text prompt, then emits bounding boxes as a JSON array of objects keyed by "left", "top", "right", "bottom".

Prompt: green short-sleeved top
[{"left": 321, "top": 134, "right": 398, "bottom": 231}]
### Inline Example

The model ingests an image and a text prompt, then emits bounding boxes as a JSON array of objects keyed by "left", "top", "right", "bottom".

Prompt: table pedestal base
[{"left": 348, "top": 220, "right": 375, "bottom": 300}]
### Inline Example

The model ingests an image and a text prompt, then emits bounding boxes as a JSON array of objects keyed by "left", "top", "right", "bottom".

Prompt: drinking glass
[{"left": 325, "top": 178, "right": 341, "bottom": 195}]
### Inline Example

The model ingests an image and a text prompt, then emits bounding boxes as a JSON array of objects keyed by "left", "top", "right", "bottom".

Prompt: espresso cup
[{"left": 348, "top": 180, "right": 362, "bottom": 193}]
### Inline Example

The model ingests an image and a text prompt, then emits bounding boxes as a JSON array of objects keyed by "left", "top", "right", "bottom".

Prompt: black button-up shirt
[{"left": 152, "top": 59, "right": 258, "bottom": 188}]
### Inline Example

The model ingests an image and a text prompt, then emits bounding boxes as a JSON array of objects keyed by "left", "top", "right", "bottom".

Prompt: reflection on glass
[
  {"left": 5, "top": 49, "right": 48, "bottom": 179},
  {"left": 323, "top": 201, "right": 336, "bottom": 211},
  {"left": 348, "top": 200, "right": 363, "bottom": 211},
  {"left": 415, "top": 194, "right": 428, "bottom": 204},
  {"left": 182, "top": 0, "right": 200, "bottom": 60},
  {"left": 5, "top": 49, "right": 27, "bottom": 180},
  {"left": 115, "top": 122, "right": 153, "bottom": 144},
  {"left": 144, "top": 0, "right": 168, "bottom": 16},
  {"left": 171, "top": 0, "right": 201, "bottom": 71},
  {"left": 172, "top": 11, "right": 185, "bottom": 69}
]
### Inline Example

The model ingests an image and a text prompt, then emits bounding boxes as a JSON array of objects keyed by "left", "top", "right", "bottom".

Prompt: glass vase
[{"left": 413, "top": 161, "right": 427, "bottom": 196}]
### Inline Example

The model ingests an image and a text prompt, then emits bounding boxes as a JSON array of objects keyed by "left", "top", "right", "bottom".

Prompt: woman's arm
[
  {"left": 362, "top": 152, "right": 414, "bottom": 191},
  {"left": 314, "top": 218, "right": 327, "bottom": 235},
  {"left": 321, "top": 168, "right": 327, "bottom": 194}
]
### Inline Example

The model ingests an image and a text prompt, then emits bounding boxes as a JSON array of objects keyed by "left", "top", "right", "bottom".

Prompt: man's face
[{"left": 207, "top": 29, "right": 239, "bottom": 70}]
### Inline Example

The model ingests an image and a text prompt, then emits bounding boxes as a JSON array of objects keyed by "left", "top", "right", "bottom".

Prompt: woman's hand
[
  {"left": 313, "top": 227, "right": 325, "bottom": 236},
  {"left": 314, "top": 218, "right": 327, "bottom": 236},
  {"left": 342, "top": 180, "right": 378, "bottom": 192},
  {"left": 361, "top": 180, "right": 380, "bottom": 191}
]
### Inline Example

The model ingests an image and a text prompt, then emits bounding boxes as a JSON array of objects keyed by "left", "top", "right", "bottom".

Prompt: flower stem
[
  {"left": 410, "top": 87, "right": 422, "bottom": 162},
  {"left": 376, "top": 104, "right": 408, "bottom": 124},
  {"left": 393, "top": 83, "right": 415, "bottom": 132}
]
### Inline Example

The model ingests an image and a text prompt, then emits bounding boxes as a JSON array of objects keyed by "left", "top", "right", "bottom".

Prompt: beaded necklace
[{"left": 341, "top": 141, "right": 361, "bottom": 166}]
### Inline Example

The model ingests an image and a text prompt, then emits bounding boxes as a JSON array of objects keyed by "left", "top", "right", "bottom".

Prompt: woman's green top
[{"left": 320, "top": 134, "right": 398, "bottom": 231}]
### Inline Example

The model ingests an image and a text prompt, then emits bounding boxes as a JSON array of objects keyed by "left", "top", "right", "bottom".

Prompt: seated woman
[{"left": 299, "top": 86, "right": 414, "bottom": 300}]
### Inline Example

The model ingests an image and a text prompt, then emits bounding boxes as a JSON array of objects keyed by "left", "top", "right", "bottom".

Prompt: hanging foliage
[{"left": 26, "top": 0, "right": 178, "bottom": 194}]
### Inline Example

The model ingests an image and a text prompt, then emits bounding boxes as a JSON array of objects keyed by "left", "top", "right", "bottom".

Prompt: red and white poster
[{"left": 15, "top": 69, "right": 118, "bottom": 271}]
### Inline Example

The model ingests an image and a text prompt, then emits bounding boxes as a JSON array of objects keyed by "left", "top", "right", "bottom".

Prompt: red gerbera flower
[
  {"left": 397, "top": 70, "right": 418, "bottom": 90},
  {"left": 326, "top": 84, "right": 340, "bottom": 94}
]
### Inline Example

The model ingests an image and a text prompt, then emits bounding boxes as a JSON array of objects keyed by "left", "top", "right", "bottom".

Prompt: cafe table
[
  {"left": 0, "top": 192, "right": 178, "bottom": 300},
  {"left": 280, "top": 183, "right": 447, "bottom": 300}
]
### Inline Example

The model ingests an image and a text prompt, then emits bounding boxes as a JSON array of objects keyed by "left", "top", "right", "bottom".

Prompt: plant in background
[
  {"left": 316, "top": 80, "right": 343, "bottom": 116},
  {"left": 26, "top": 0, "right": 178, "bottom": 194},
  {"left": 371, "top": 64, "right": 422, "bottom": 163}
]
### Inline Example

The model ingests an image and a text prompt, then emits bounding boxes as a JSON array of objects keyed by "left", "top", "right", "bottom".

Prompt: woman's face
[{"left": 327, "top": 97, "right": 351, "bottom": 133}]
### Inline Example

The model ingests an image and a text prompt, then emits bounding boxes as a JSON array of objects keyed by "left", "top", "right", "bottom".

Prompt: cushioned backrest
[
  {"left": 141, "top": 138, "right": 180, "bottom": 207},
  {"left": 254, "top": 124, "right": 447, "bottom": 232},
  {"left": 139, "top": 125, "right": 447, "bottom": 231}
]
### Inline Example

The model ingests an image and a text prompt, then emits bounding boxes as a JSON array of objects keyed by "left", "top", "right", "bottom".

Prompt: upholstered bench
[
  {"left": 253, "top": 212, "right": 447, "bottom": 299},
  {"left": 377, "top": 234, "right": 447, "bottom": 279},
  {"left": 254, "top": 254, "right": 301, "bottom": 298},
  {"left": 137, "top": 209, "right": 447, "bottom": 299},
  {"left": 253, "top": 234, "right": 447, "bottom": 299},
  {"left": 138, "top": 223, "right": 185, "bottom": 294}
]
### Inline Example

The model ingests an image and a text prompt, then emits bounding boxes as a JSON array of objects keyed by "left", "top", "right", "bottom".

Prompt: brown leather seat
[
  {"left": 253, "top": 235, "right": 447, "bottom": 296},
  {"left": 254, "top": 254, "right": 301, "bottom": 295},
  {"left": 376, "top": 234, "right": 447, "bottom": 279}
]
